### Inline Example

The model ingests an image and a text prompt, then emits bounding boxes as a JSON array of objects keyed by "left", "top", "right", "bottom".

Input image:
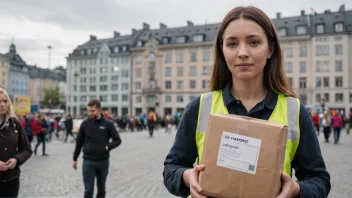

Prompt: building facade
[
  {"left": 66, "top": 33, "right": 133, "bottom": 116},
  {"left": 0, "top": 54, "right": 9, "bottom": 90}
]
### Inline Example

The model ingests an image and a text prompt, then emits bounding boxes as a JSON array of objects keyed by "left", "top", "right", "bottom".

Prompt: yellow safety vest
[{"left": 196, "top": 90, "right": 300, "bottom": 176}]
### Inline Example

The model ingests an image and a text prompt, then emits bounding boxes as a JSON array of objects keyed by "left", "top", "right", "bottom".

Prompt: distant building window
[
  {"left": 316, "top": 61, "right": 329, "bottom": 72},
  {"left": 324, "top": 93, "right": 330, "bottom": 102},
  {"left": 349, "top": 93, "right": 352, "bottom": 103},
  {"left": 134, "top": 56, "right": 142, "bottom": 64},
  {"left": 111, "top": 75, "right": 118, "bottom": 81},
  {"left": 100, "top": 67, "right": 108, "bottom": 73},
  {"left": 190, "top": 52, "right": 197, "bottom": 62},
  {"left": 89, "top": 86, "right": 96, "bottom": 91},
  {"left": 87, "top": 49, "right": 92, "bottom": 55},
  {"left": 300, "top": 94, "right": 307, "bottom": 104},
  {"left": 135, "top": 82, "right": 141, "bottom": 90},
  {"left": 316, "top": 45, "right": 329, "bottom": 56},
  {"left": 193, "top": 34, "right": 204, "bottom": 42},
  {"left": 335, "top": 45, "right": 343, "bottom": 55},
  {"left": 203, "top": 51, "right": 210, "bottom": 61},
  {"left": 190, "top": 66, "right": 197, "bottom": 76},
  {"left": 122, "top": 95, "right": 128, "bottom": 102},
  {"left": 165, "top": 54, "right": 172, "bottom": 63},
  {"left": 284, "top": 48, "right": 293, "bottom": 57},
  {"left": 114, "top": 46, "right": 119, "bottom": 53},
  {"left": 176, "top": 53, "right": 183, "bottom": 63},
  {"left": 335, "top": 77, "right": 343, "bottom": 87},
  {"left": 112, "top": 95, "right": 118, "bottom": 101},
  {"left": 122, "top": 45, "right": 127, "bottom": 52},
  {"left": 335, "top": 60, "right": 343, "bottom": 72},
  {"left": 177, "top": 95, "right": 184, "bottom": 103},
  {"left": 136, "top": 96, "right": 141, "bottom": 103},
  {"left": 316, "top": 77, "right": 322, "bottom": 88},
  {"left": 81, "top": 50, "right": 85, "bottom": 56},
  {"left": 299, "top": 77, "right": 307, "bottom": 89},
  {"left": 162, "top": 37, "right": 169, "bottom": 44},
  {"left": 284, "top": 62, "right": 293, "bottom": 73},
  {"left": 287, "top": 78, "right": 293, "bottom": 87},
  {"left": 335, "top": 93, "right": 343, "bottom": 103},
  {"left": 177, "top": 81, "right": 183, "bottom": 89},
  {"left": 202, "top": 66, "right": 210, "bottom": 75},
  {"left": 334, "top": 36, "right": 342, "bottom": 41},
  {"left": 165, "top": 95, "right": 171, "bottom": 103},
  {"left": 112, "top": 84, "right": 118, "bottom": 90},
  {"left": 299, "top": 62, "right": 306, "bottom": 73},
  {"left": 316, "top": 93, "right": 321, "bottom": 103},
  {"left": 121, "top": 83, "right": 129, "bottom": 90},
  {"left": 165, "top": 67, "right": 171, "bottom": 77},
  {"left": 316, "top": 24, "right": 324, "bottom": 34},
  {"left": 296, "top": 26, "right": 307, "bottom": 35},
  {"left": 135, "top": 68, "right": 142, "bottom": 77},
  {"left": 100, "top": 76, "right": 107, "bottom": 82},
  {"left": 80, "top": 85, "right": 86, "bottom": 92},
  {"left": 177, "top": 67, "right": 183, "bottom": 76},
  {"left": 100, "top": 95, "right": 108, "bottom": 102},
  {"left": 299, "top": 47, "right": 307, "bottom": 57},
  {"left": 100, "top": 85, "right": 108, "bottom": 91},
  {"left": 277, "top": 28, "right": 287, "bottom": 37},
  {"left": 176, "top": 36, "right": 186, "bottom": 44},
  {"left": 136, "top": 41, "right": 143, "bottom": 47},
  {"left": 334, "top": 22, "right": 344, "bottom": 32},
  {"left": 165, "top": 81, "right": 172, "bottom": 89},
  {"left": 190, "top": 80, "right": 196, "bottom": 89},
  {"left": 121, "top": 70, "right": 129, "bottom": 78},
  {"left": 323, "top": 77, "right": 329, "bottom": 87}
]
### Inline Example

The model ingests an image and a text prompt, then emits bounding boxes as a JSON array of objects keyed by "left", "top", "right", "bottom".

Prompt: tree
[{"left": 42, "top": 86, "right": 61, "bottom": 108}]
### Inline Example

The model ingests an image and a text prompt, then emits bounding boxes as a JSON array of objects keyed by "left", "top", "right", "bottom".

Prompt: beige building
[{"left": 0, "top": 54, "right": 9, "bottom": 90}]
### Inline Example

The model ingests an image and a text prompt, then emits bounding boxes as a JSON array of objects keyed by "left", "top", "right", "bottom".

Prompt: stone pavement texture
[{"left": 18, "top": 128, "right": 352, "bottom": 198}]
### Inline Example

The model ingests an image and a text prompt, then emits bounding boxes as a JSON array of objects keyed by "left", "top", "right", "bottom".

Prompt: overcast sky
[{"left": 0, "top": 0, "right": 350, "bottom": 68}]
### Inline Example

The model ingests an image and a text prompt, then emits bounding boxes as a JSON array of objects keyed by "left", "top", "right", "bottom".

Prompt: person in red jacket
[
  {"left": 312, "top": 112, "right": 321, "bottom": 135},
  {"left": 31, "top": 115, "right": 46, "bottom": 156}
]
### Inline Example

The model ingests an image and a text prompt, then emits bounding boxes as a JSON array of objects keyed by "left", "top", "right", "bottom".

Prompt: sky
[{"left": 0, "top": 0, "right": 350, "bottom": 69}]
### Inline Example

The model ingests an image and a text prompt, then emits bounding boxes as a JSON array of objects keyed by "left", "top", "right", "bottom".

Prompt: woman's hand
[
  {"left": 183, "top": 164, "right": 208, "bottom": 198},
  {"left": 276, "top": 172, "right": 300, "bottom": 198},
  {"left": 0, "top": 161, "right": 8, "bottom": 172}
]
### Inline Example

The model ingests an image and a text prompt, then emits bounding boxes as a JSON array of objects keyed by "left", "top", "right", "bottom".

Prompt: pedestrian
[
  {"left": 25, "top": 114, "right": 33, "bottom": 144},
  {"left": 322, "top": 110, "right": 332, "bottom": 143},
  {"left": 0, "top": 88, "right": 32, "bottom": 198},
  {"left": 163, "top": 6, "right": 330, "bottom": 198},
  {"left": 72, "top": 99, "right": 121, "bottom": 198},
  {"left": 312, "top": 111, "right": 320, "bottom": 135},
  {"left": 147, "top": 111, "right": 157, "bottom": 137},
  {"left": 331, "top": 111, "right": 343, "bottom": 144},
  {"left": 64, "top": 114, "right": 75, "bottom": 143},
  {"left": 32, "top": 114, "right": 47, "bottom": 156}
]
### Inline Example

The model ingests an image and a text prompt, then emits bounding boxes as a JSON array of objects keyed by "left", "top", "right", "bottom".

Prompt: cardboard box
[{"left": 199, "top": 113, "right": 288, "bottom": 198}]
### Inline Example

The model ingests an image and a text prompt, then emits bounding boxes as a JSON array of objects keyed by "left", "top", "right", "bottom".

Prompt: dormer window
[
  {"left": 93, "top": 48, "right": 98, "bottom": 53},
  {"left": 136, "top": 41, "right": 143, "bottom": 47},
  {"left": 162, "top": 37, "right": 169, "bottom": 44},
  {"left": 122, "top": 45, "right": 127, "bottom": 52},
  {"left": 87, "top": 49, "right": 92, "bottom": 55},
  {"left": 81, "top": 50, "right": 85, "bottom": 56},
  {"left": 114, "top": 46, "right": 119, "bottom": 53},
  {"left": 316, "top": 24, "right": 325, "bottom": 34},
  {"left": 296, "top": 25, "right": 307, "bottom": 35},
  {"left": 277, "top": 28, "right": 287, "bottom": 36},
  {"left": 176, "top": 36, "right": 186, "bottom": 44},
  {"left": 334, "top": 22, "right": 343, "bottom": 32},
  {"left": 193, "top": 34, "right": 204, "bottom": 42}
]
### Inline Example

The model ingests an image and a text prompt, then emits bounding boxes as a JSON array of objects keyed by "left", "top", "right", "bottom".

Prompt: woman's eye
[
  {"left": 249, "top": 40, "right": 260, "bottom": 45},
  {"left": 227, "top": 42, "right": 237, "bottom": 47}
]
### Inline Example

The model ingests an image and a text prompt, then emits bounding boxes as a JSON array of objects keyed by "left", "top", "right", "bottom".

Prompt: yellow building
[{"left": 0, "top": 54, "right": 9, "bottom": 90}]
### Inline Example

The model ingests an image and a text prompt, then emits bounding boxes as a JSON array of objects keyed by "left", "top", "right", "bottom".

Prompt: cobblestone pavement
[{"left": 18, "top": 127, "right": 352, "bottom": 198}]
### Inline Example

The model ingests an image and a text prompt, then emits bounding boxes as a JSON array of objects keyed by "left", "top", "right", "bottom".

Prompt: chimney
[
  {"left": 90, "top": 35, "right": 97, "bottom": 41},
  {"left": 301, "top": 10, "right": 305, "bottom": 16},
  {"left": 114, "top": 31, "right": 120, "bottom": 38},
  {"left": 324, "top": 9, "right": 331, "bottom": 14},
  {"left": 132, "top": 28, "right": 137, "bottom": 34},
  {"left": 339, "top": 4, "right": 345, "bottom": 12},
  {"left": 160, "top": 23, "right": 167, "bottom": 29},
  {"left": 143, "top": 22, "right": 150, "bottom": 30},
  {"left": 276, "top": 13, "right": 281, "bottom": 19},
  {"left": 187, "top": 20, "right": 194, "bottom": 27}
]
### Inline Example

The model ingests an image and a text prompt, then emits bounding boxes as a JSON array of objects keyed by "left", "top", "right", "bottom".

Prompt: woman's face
[
  {"left": 0, "top": 93, "right": 9, "bottom": 116},
  {"left": 222, "top": 18, "right": 273, "bottom": 81}
]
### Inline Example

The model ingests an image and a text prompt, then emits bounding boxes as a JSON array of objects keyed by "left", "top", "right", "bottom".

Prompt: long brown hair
[{"left": 210, "top": 6, "right": 298, "bottom": 98}]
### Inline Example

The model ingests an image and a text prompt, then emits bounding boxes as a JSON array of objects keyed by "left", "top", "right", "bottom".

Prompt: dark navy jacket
[{"left": 163, "top": 83, "right": 331, "bottom": 198}]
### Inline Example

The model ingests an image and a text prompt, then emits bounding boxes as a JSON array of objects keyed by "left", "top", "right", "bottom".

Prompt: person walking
[
  {"left": 64, "top": 114, "right": 75, "bottom": 143},
  {"left": 312, "top": 111, "right": 320, "bottom": 136},
  {"left": 73, "top": 99, "right": 122, "bottom": 198},
  {"left": 147, "top": 111, "right": 157, "bottom": 137},
  {"left": 0, "top": 88, "right": 32, "bottom": 198},
  {"left": 163, "top": 6, "right": 330, "bottom": 198},
  {"left": 322, "top": 110, "right": 332, "bottom": 143},
  {"left": 331, "top": 111, "right": 343, "bottom": 144},
  {"left": 32, "top": 114, "right": 47, "bottom": 156}
]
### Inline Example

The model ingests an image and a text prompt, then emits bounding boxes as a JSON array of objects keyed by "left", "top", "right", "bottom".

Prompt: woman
[
  {"left": 163, "top": 6, "right": 330, "bottom": 198},
  {"left": 32, "top": 114, "right": 47, "bottom": 156},
  {"left": 0, "top": 88, "right": 32, "bottom": 197},
  {"left": 322, "top": 110, "right": 332, "bottom": 143},
  {"left": 331, "top": 111, "right": 343, "bottom": 144}
]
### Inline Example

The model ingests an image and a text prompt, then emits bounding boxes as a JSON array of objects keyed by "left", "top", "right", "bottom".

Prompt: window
[
  {"left": 296, "top": 26, "right": 307, "bottom": 35},
  {"left": 316, "top": 77, "right": 321, "bottom": 88},
  {"left": 121, "top": 83, "right": 129, "bottom": 90},
  {"left": 165, "top": 95, "right": 171, "bottom": 103},
  {"left": 316, "top": 94, "right": 321, "bottom": 103},
  {"left": 335, "top": 61, "right": 342, "bottom": 72},
  {"left": 334, "top": 22, "right": 344, "bottom": 32},
  {"left": 136, "top": 96, "right": 142, "bottom": 103},
  {"left": 177, "top": 81, "right": 183, "bottom": 89},
  {"left": 190, "top": 80, "right": 196, "bottom": 89},
  {"left": 193, "top": 35, "right": 204, "bottom": 42},
  {"left": 203, "top": 51, "right": 210, "bottom": 61},
  {"left": 323, "top": 77, "right": 329, "bottom": 87},
  {"left": 349, "top": 93, "right": 352, "bottom": 103},
  {"left": 190, "top": 52, "right": 197, "bottom": 62},
  {"left": 335, "top": 93, "right": 343, "bottom": 103},
  {"left": 177, "top": 67, "right": 183, "bottom": 76},
  {"left": 316, "top": 45, "right": 329, "bottom": 56},
  {"left": 100, "top": 85, "right": 108, "bottom": 91},
  {"left": 80, "top": 96, "right": 86, "bottom": 102},
  {"left": 284, "top": 62, "right": 293, "bottom": 73},
  {"left": 90, "top": 68, "right": 96, "bottom": 74},
  {"left": 277, "top": 28, "right": 287, "bottom": 36},
  {"left": 299, "top": 62, "right": 306, "bottom": 73},
  {"left": 114, "top": 46, "right": 119, "bottom": 53},
  {"left": 202, "top": 66, "right": 210, "bottom": 75},
  {"left": 135, "top": 82, "right": 141, "bottom": 90},
  {"left": 165, "top": 54, "right": 172, "bottom": 63},
  {"left": 285, "top": 48, "right": 293, "bottom": 57},
  {"left": 190, "top": 66, "right": 197, "bottom": 76},
  {"left": 335, "top": 45, "right": 343, "bottom": 55},
  {"left": 121, "top": 57, "right": 129, "bottom": 64},
  {"left": 73, "top": 85, "right": 77, "bottom": 92},
  {"left": 287, "top": 77, "right": 293, "bottom": 87},
  {"left": 165, "top": 67, "right": 171, "bottom": 76},
  {"left": 100, "top": 67, "right": 108, "bottom": 73},
  {"left": 324, "top": 93, "right": 330, "bottom": 103},
  {"left": 87, "top": 49, "right": 92, "bottom": 55},
  {"left": 135, "top": 68, "right": 142, "bottom": 77},
  {"left": 80, "top": 77, "right": 87, "bottom": 83},
  {"left": 165, "top": 81, "right": 172, "bottom": 89},
  {"left": 316, "top": 61, "right": 329, "bottom": 72},
  {"left": 176, "top": 36, "right": 186, "bottom": 44},
  {"left": 176, "top": 54, "right": 183, "bottom": 63},
  {"left": 112, "top": 95, "right": 118, "bottom": 101},
  {"left": 177, "top": 96, "right": 184, "bottom": 103},
  {"left": 299, "top": 94, "right": 307, "bottom": 104},
  {"left": 335, "top": 36, "right": 342, "bottom": 41},
  {"left": 111, "top": 75, "right": 118, "bottom": 81},
  {"left": 100, "top": 76, "right": 107, "bottom": 82},
  {"left": 299, "top": 47, "right": 307, "bottom": 57},
  {"left": 335, "top": 77, "right": 343, "bottom": 87},
  {"left": 299, "top": 77, "right": 306, "bottom": 89},
  {"left": 89, "top": 86, "right": 96, "bottom": 91},
  {"left": 202, "top": 80, "right": 209, "bottom": 89},
  {"left": 135, "top": 56, "right": 142, "bottom": 64},
  {"left": 122, "top": 45, "right": 127, "bottom": 52},
  {"left": 121, "top": 70, "right": 129, "bottom": 78},
  {"left": 80, "top": 68, "right": 86, "bottom": 74},
  {"left": 136, "top": 41, "right": 143, "bottom": 47},
  {"left": 122, "top": 95, "right": 128, "bottom": 101},
  {"left": 112, "top": 84, "right": 118, "bottom": 90},
  {"left": 80, "top": 85, "right": 86, "bottom": 92},
  {"left": 162, "top": 37, "right": 169, "bottom": 44},
  {"left": 316, "top": 24, "right": 324, "bottom": 33},
  {"left": 100, "top": 95, "right": 107, "bottom": 102}
]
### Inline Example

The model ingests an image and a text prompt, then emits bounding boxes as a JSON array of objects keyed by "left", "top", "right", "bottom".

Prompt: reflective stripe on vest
[{"left": 196, "top": 90, "right": 300, "bottom": 176}]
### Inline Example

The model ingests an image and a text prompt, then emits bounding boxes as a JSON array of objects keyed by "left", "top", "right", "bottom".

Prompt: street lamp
[{"left": 48, "top": 45, "right": 52, "bottom": 70}]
